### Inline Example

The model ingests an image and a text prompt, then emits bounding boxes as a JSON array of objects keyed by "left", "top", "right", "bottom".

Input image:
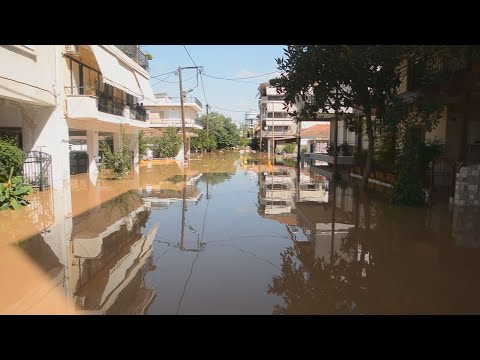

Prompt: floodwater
[{"left": 1, "top": 152, "right": 480, "bottom": 314}]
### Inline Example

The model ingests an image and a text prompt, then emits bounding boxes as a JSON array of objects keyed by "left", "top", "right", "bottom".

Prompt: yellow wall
[{"left": 426, "top": 106, "right": 447, "bottom": 142}]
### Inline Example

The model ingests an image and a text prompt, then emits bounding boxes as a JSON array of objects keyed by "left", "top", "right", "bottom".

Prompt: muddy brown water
[{"left": 1, "top": 152, "right": 479, "bottom": 314}]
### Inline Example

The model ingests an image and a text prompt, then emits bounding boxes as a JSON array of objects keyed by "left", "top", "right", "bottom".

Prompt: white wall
[{"left": 0, "top": 45, "right": 56, "bottom": 106}]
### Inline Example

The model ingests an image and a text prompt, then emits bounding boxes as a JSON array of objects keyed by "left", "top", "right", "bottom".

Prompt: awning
[
  {"left": 91, "top": 45, "right": 142, "bottom": 98},
  {"left": 134, "top": 71, "right": 157, "bottom": 104}
]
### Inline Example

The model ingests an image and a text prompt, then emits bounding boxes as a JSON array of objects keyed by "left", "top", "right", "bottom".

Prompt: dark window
[{"left": 0, "top": 127, "right": 23, "bottom": 149}]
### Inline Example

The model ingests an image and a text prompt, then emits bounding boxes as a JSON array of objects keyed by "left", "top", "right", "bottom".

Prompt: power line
[
  {"left": 204, "top": 70, "right": 278, "bottom": 80},
  {"left": 150, "top": 70, "right": 176, "bottom": 79},
  {"left": 183, "top": 45, "right": 199, "bottom": 68},
  {"left": 209, "top": 104, "right": 249, "bottom": 113},
  {"left": 152, "top": 72, "right": 175, "bottom": 86},
  {"left": 202, "top": 74, "right": 261, "bottom": 84},
  {"left": 200, "top": 73, "right": 208, "bottom": 105},
  {"left": 153, "top": 73, "right": 197, "bottom": 86}
]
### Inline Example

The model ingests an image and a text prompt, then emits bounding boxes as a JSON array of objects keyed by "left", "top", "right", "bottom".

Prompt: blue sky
[{"left": 142, "top": 45, "right": 286, "bottom": 124}]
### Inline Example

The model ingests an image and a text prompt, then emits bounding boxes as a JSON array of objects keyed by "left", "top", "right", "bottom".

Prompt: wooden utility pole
[
  {"left": 333, "top": 87, "right": 339, "bottom": 176},
  {"left": 178, "top": 66, "right": 188, "bottom": 163},
  {"left": 206, "top": 104, "right": 209, "bottom": 136},
  {"left": 297, "top": 120, "right": 302, "bottom": 165}
]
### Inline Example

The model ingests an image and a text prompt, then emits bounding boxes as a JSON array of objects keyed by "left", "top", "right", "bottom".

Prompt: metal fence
[{"left": 23, "top": 151, "right": 52, "bottom": 192}]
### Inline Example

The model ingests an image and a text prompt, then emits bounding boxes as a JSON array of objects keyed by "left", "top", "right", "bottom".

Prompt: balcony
[
  {"left": 114, "top": 45, "right": 150, "bottom": 72},
  {"left": 66, "top": 92, "right": 149, "bottom": 129},
  {"left": 149, "top": 118, "right": 202, "bottom": 129},
  {"left": 259, "top": 95, "right": 285, "bottom": 104},
  {"left": 400, "top": 47, "right": 472, "bottom": 94}
]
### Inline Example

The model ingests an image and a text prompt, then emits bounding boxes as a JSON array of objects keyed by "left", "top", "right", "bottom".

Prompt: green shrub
[
  {"left": 153, "top": 127, "right": 182, "bottom": 158},
  {"left": 0, "top": 138, "right": 23, "bottom": 179},
  {"left": 284, "top": 143, "right": 296, "bottom": 154},
  {"left": 354, "top": 148, "right": 367, "bottom": 168},
  {"left": 392, "top": 180, "right": 425, "bottom": 206},
  {"left": 100, "top": 126, "right": 132, "bottom": 179},
  {"left": 0, "top": 167, "right": 33, "bottom": 210}
]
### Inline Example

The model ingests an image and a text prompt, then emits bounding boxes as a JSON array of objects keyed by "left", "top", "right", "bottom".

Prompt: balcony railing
[
  {"left": 130, "top": 107, "right": 149, "bottom": 122},
  {"left": 150, "top": 118, "right": 201, "bottom": 127},
  {"left": 98, "top": 96, "right": 125, "bottom": 117},
  {"left": 404, "top": 46, "right": 472, "bottom": 92},
  {"left": 160, "top": 97, "right": 202, "bottom": 108},
  {"left": 115, "top": 45, "right": 150, "bottom": 72}
]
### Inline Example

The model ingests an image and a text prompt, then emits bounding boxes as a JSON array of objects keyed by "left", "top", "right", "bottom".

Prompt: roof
[{"left": 300, "top": 124, "right": 330, "bottom": 140}]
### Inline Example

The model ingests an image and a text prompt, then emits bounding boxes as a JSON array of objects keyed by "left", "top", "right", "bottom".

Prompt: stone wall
[
  {"left": 453, "top": 164, "right": 480, "bottom": 206},
  {"left": 452, "top": 206, "right": 480, "bottom": 247}
]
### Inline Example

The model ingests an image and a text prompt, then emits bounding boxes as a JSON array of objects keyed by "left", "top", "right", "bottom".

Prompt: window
[{"left": 0, "top": 128, "right": 23, "bottom": 149}]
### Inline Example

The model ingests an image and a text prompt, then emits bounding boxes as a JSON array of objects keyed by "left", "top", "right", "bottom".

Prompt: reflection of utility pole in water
[
  {"left": 180, "top": 173, "right": 187, "bottom": 251},
  {"left": 206, "top": 176, "right": 210, "bottom": 200},
  {"left": 330, "top": 182, "right": 337, "bottom": 263}
]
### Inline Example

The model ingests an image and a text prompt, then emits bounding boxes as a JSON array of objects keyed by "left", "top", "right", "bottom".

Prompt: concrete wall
[{"left": 0, "top": 45, "right": 56, "bottom": 106}]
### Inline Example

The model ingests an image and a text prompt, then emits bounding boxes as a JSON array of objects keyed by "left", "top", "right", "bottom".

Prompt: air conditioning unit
[{"left": 65, "top": 45, "right": 79, "bottom": 54}]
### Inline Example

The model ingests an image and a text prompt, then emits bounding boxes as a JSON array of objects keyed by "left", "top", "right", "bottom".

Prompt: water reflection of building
[
  {"left": 8, "top": 184, "right": 159, "bottom": 314},
  {"left": 139, "top": 173, "right": 203, "bottom": 209},
  {"left": 258, "top": 167, "right": 295, "bottom": 216}
]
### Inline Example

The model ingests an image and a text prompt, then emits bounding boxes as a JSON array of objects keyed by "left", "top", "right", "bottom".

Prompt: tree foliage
[
  {"left": 100, "top": 125, "right": 132, "bottom": 179},
  {"left": 272, "top": 45, "right": 452, "bottom": 201},
  {"left": 195, "top": 112, "right": 240, "bottom": 150},
  {"left": 150, "top": 127, "right": 183, "bottom": 158},
  {"left": 0, "top": 137, "right": 24, "bottom": 179},
  {"left": 138, "top": 130, "right": 148, "bottom": 158}
]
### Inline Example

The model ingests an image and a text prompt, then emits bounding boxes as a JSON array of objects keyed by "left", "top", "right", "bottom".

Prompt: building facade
[{"left": 0, "top": 45, "right": 156, "bottom": 189}]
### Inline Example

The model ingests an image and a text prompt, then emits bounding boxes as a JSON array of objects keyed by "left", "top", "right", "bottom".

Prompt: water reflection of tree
[
  {"left": 103, "top": 190, "right": 144, "bottom": 222},
  {"left": 268, "top": 232, "right": 375, "bottom": 314},
  {"left": 268, "top": 180, "right": 454, "bottom": 314},
  {"left": 200, "top": 173, "right": 231, "bottom": 185}
]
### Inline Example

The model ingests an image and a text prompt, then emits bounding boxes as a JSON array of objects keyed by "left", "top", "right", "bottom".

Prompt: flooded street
[{"left": 1, "top": 152, "right": 480, "bottom": 314}]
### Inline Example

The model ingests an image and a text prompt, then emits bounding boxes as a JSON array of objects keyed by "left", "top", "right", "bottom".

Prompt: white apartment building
[
  {"left": 244, "top": 110, "right": 259, "bottom": 138},
  {"left": 144, "top": 92, "right": 203, "bottom": 159},
  {"left": 257, "top": 82, "right": 298, "bottom": 153},
  {"left": 0, "top": 45, "right": 156, "bottom": 189}
]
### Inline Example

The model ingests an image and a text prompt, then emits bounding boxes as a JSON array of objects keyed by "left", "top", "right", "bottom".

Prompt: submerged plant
[{"left": 0, "top": 167, "right": 33, "bottom": 210}]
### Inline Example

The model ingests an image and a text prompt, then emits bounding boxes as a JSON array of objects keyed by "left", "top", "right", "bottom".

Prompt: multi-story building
[
  {"left": 0, "top": 45, "right": 156, "bottom": 189},
  {"left": 144, "top": 92, "right": 203, "bottom": 159},
  {"left": 257, "top": 82, "right": 298, "bottom": 153},
  {"left": 244, "top": 110, "right": 259, "bottom": 138}
]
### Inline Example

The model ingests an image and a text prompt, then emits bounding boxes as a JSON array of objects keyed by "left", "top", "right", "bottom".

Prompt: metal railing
[
  {"left": 23, "top": 151, "right": 52, "bottom": 192},
  {"left": 149, "top": 118, "right": 201, "bottom": 127},
  {"left": 403, "top": 47, "right": 472, "bottom": 92},
  {"left": 98, "top": 96, "right": 125, "bottom": 116},
  {"left": 163, "top": 97, "right": 203, "bottom": 108},
  {"left": 115, "top": 45, "right": 150, "bottom": 71},
  {"left": 129, "top": 107, "right": 149, "bottom": 122}
]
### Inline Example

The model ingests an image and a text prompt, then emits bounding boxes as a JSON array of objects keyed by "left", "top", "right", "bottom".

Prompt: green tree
[
  {"left": 272, "top": 45, "right": 447, "bottom": 190},
  {"left": 0, "top": 137, "right": 24, "bottom": 179},
  {"left": 284, "top": 142, "right": 296, "bottom": 154},
  {"left": 138, "top": 130, "right": 148, "bottom": 159},
  {"left": 152, "top": 127, "right": 182, "bottom": 158},
  {"left": 190, "top": 130, "right": 216, "bottom": 152},
  {"left": 197, "top": 112, "right": 240, "bottom": 150}
]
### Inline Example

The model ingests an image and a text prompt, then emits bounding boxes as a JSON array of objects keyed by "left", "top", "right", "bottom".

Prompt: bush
[
  {"left": 284, "top": 143, "right": 296, "bottom": 154},
  {"left": 100, "top": 126, "right": 132, "bottom": 179},
  {"left": 392, "top": 180, "right": 425, "bottom": 206},
  {"left": 354, "top": 148, "right": 367, "bottom": 168},
  {"left": 249, "top": 137, "right": 260, "bottom": 151},
  {"left": 153, "top": 127, "right": 182, "bottom": 158},
  {"left": 0, "top": 138, "right": 23, "bottom": 179},
  {"left": 0, "top": 167, "right": 33, "bottom": 210}
]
